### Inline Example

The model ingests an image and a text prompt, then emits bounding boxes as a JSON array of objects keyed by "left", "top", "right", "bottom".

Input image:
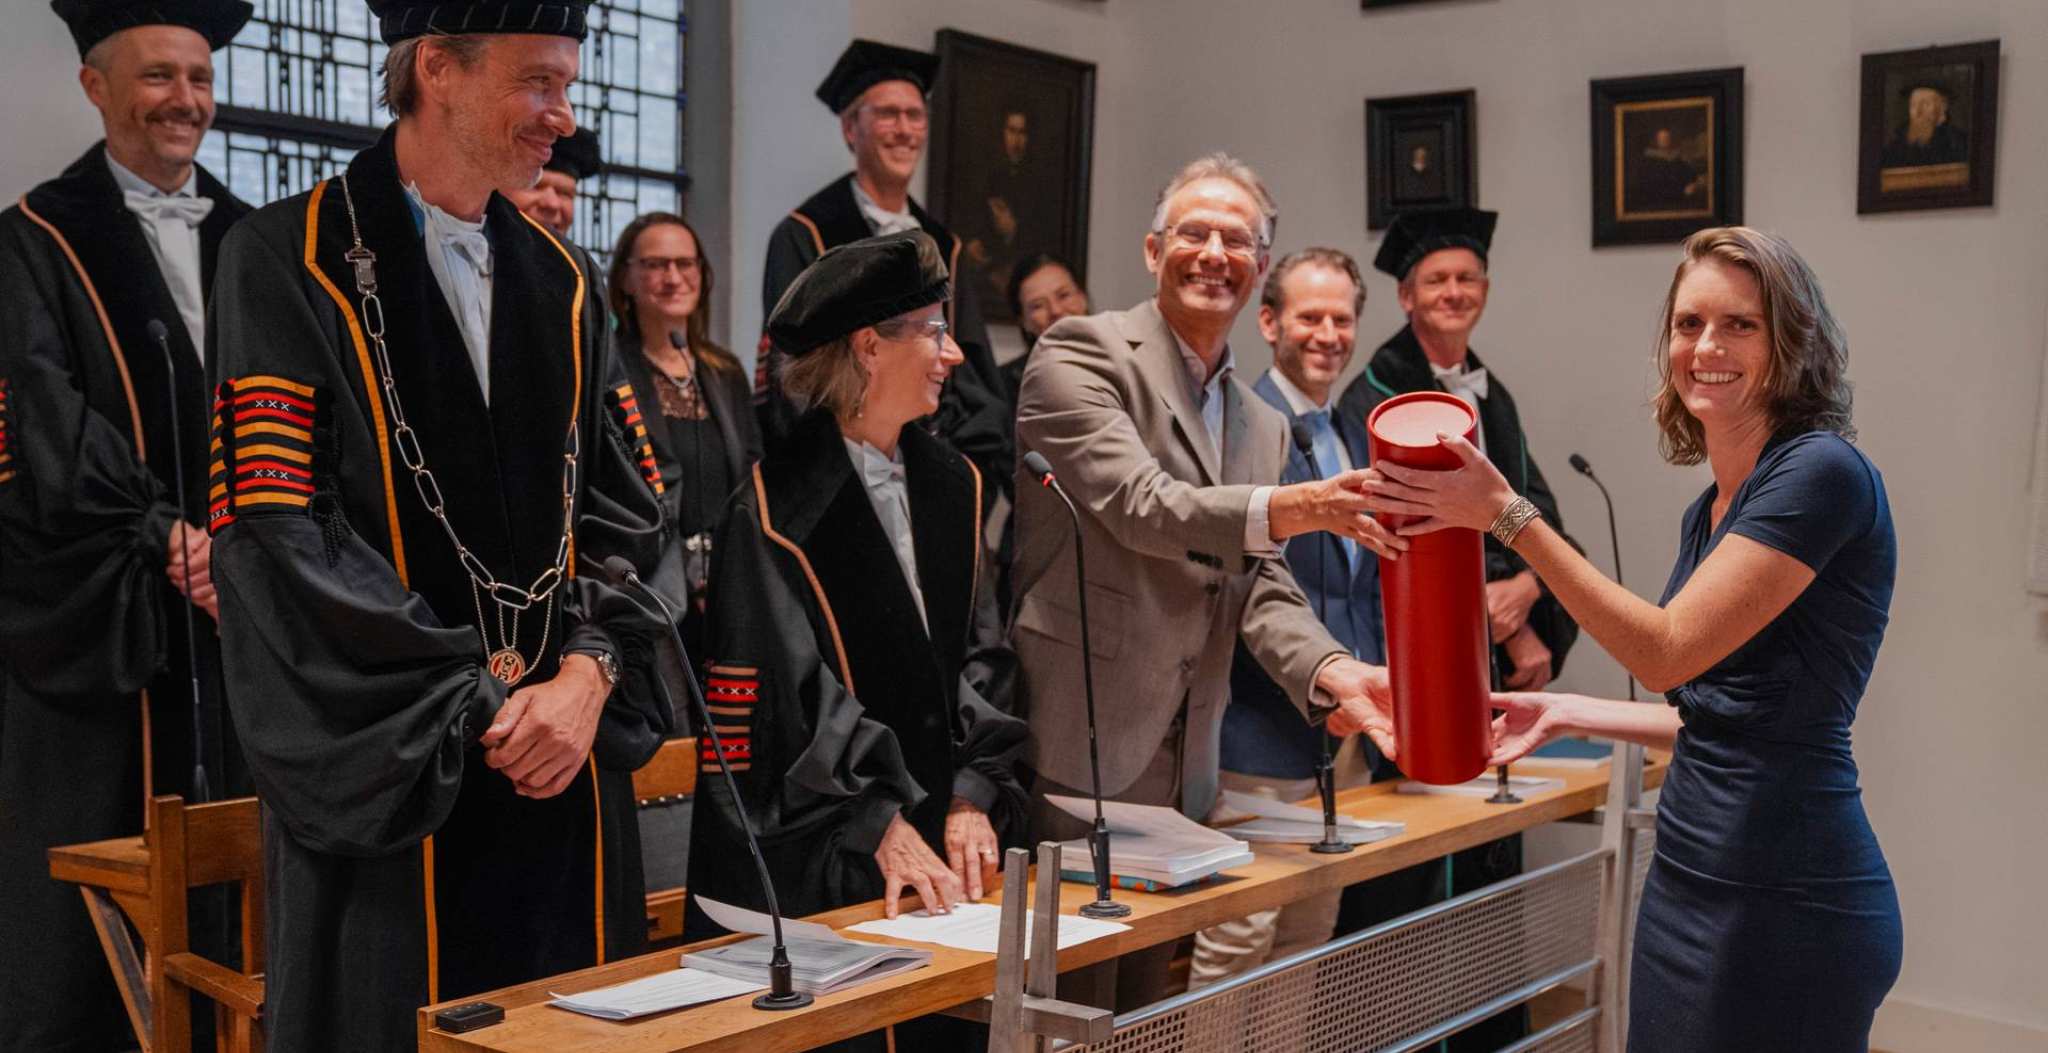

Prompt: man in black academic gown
[
  {"left": 206, "top": 3, "right": 676, "bottom": 1049},
  {"left": 0, "top": 2, "right": 252, "bottom": 1048},
  {"left": 754, "top": 39, "right": 1012, "bottom": 487},
  {"left": 504, "top": 124, "right": 599, "bottom": 239},
  {"left": 1333, "top": 207, "right": 1581, "bottom": 1051}
]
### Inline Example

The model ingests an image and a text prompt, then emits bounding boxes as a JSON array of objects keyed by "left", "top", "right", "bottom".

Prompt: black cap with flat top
[
  {"left": 1374, "top": 207, "right": 1499, "bottom": 280},
  {"left": 50, "top": 0, "right": 252, "bottom": 58},
  {"left": 814, "top": 38, "right": 939, "bottom": 114},
  {"left": 766, "top": 230, "right": 951, "bottom": 356},
  {"left": 545, "top": 127, "right": 600, "bottom": 180},
  {"left": 365, "top": 0, "right": 592, "bottom": 44}
]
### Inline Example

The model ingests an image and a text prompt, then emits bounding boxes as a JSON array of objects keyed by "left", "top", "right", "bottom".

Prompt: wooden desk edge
[{"left": 420, "top": 758, "right": 1664, "bottom": 1053}]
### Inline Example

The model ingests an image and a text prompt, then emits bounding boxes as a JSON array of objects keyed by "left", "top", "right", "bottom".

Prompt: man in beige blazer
[{"left": 1012, "top": 154, "right": 1401, "bottom": 1009}]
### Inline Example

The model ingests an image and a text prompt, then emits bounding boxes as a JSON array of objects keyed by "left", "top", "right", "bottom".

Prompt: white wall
[
  {"left": 0, "top": 16, "right": 108, "bottom": 200},
  {"left": 730, "top": 1, "right": 2048, "bottom": 1047}
]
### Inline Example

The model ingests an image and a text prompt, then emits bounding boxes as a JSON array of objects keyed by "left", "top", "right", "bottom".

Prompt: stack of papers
[
  {"left": 1211, "top": 790, "right": 1405, "bottom": 846},
  {"left": 1395, "top": 774, "right": 1565, "bottom": 797},
  {"left": 1047, "top": 795, "right": 1254, "bottom": 890},
  {"left": 549, "top": 969, "right": 765, "bottom": 1020},
  {"left": 683, "top": 896, "right": 931, "bottom": 996},
  {"left": 847, "top": 902, "right": 1129, "bottom": 954}
]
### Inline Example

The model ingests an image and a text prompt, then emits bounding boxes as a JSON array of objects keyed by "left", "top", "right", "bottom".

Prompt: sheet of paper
[
  {"left": 549, "top": 968, "right": 766, "bottom": 1020},
  {"left": 1216, "top": 789, "right": 1405, "bottom": 832},
  {"left": 1225, "top": 817, "right": 1400, "bottom": 845},
  {"left": 1044, "top": 794, "right": 1228, "bottom": 841},
  {"left": 1394, "top": 775, "right": 1566, "bottom": 797},
  {"left": 845, "top": 902, "right": 1129, "bottom": 955},
  {"left": 692, "top": 895, "right": 844, "bottom": 943}
]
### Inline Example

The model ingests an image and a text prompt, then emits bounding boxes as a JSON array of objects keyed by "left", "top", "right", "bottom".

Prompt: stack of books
[{"left": 1047, "top": 795, "right": 1255, "bottom": 892}]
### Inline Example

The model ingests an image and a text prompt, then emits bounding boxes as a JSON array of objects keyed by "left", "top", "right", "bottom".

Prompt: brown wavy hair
[
  {"left": 1651, "top": 227, "right": 1854, "bottom": 465},
  {"left": 606, "top": 212, "right": 740, "bottom": 374}
]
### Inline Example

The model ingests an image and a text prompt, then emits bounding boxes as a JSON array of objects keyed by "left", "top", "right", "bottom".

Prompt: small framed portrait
[
  {"left": 927, "top": 29, "right": 1096, "bottom": 323},
  {"left": 1857, "top": 41, "right": 2000, "bottom": 215},
  {"left": 1590, "top": 67, "right": 1744, "bottom": 247},
  {"left": 1365, "top": 89, "right": 1477, "bottom": 230}
]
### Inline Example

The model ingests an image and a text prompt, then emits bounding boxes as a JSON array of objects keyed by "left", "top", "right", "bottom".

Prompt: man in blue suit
[{"left": 1190, "top": 247, "right": 1388, "bottom": 985}]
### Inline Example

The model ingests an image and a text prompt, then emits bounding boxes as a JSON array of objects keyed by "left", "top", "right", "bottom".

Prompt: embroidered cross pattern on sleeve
[
  {"left": 210, "top": 374, "right": 321, "bottom": 532},
  {"left": 700, "top": 663, "right": 759, "bottom": 772}
]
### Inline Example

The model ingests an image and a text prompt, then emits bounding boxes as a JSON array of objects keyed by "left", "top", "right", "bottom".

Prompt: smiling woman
[{"left": 1357, "top": 226, "right": 1900, "bottom": 1052}]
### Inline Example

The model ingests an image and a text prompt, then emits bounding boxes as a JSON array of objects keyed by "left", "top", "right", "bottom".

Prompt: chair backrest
[
  {"left": 632, "top": 735, "right": 699, "bottom": 803},
  {"left": 633, "top": 738, "right": 697, "bottom": 945},
  {"left": 147, "top": 794, "right": 265, "bottom": 1052}
]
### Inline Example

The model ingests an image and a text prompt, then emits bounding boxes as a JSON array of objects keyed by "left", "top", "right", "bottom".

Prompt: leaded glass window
[{"left": 197, "top": 0, "right": 686, "bottom": 265}]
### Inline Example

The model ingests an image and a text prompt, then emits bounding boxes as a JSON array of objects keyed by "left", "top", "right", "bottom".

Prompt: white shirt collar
[
  {"left": 1172, "top": 330, "right": 1235, "bottom": 395},
  {"left": 850, "top": 177, "right": 919, "bottom": 236},
  {"left": 1263, "top": 367, "right": 1330, "bottom": 417},
  {"left": 104, "top": 151, "right": 198, "bottom": 199}
]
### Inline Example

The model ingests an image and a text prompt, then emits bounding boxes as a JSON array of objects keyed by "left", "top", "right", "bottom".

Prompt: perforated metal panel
[{"left": 1070, "top": 852, "right": 1607, "bottom": 1053}]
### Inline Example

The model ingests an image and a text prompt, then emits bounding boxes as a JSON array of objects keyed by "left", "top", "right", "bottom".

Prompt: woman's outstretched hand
[
  {"left": 1360, "top": 433, "right": 1519, "bottom": 536},
  {"left": 1488, "top": 692, "right": 1577, "bottom": 766}
]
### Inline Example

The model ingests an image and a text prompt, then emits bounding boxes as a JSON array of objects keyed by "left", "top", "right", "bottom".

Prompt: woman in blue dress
[{"left": 1360, "top": 226, "right": 1901, "bottom": 1051}]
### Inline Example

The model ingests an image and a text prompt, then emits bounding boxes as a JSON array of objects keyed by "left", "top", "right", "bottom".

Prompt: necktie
[
  {"left": 1304, "top": 409, "right": 1358, "bottom": 571},
  {"left": 122, "top": 191, "right": 213, "bottom": 356}
]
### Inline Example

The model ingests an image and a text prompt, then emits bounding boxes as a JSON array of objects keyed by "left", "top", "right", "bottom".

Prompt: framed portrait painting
[
  {"left": 927, "top": 29, "right": 1096, "bottom": 324},
  {"left": 1366, "top": 89, "right": 1477, "bottom": 230},
  {"left": 1590, "top": 67, "right": 1744, "bottom": 247},
  {"left": 1857, "top": 41, "right": 1999, "bottom": 214}
]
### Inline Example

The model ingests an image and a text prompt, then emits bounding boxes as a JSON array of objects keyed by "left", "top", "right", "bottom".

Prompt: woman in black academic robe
[
  {"left": 606, "top": 212, "right": 762, "bottom": 667},
  {"left": 683, "top": 232, "right": 1027, "bottom": 949}
]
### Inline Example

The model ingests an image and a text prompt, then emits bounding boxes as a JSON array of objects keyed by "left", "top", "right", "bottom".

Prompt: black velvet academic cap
[
  {"left": 50, "top": 0, "right": 252, "bottom": 58},
  {"left": 367, "top": 0, "right": 592, "bottom": 44},
  {"left": 767, "top": 231, "right": 952, "bottom": 355},
  {"left": 815, "top": 38, "right": 939, "bottom": 114},
  {"left": 545, "top": 127, "right": 600, "bottom": 180},
  {"left": 1374, "top": 207, "right": 1499, "bottom": 280}
]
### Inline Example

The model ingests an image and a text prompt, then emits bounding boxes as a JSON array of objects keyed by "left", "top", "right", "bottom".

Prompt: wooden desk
[{"left": 419, "top": 758, "right": 1664, "bottom": 1053}]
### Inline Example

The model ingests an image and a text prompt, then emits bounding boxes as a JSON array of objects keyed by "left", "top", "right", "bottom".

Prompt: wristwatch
[{"left": 569, "top": 647, "right": 620, "bottom": 690}]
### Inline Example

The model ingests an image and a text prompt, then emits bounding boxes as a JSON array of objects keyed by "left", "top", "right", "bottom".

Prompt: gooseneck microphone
[
  {"left": 1021, "top": 451, "right": 1130, "bottom": 919},
  {"left": 149, "top": 319, "right": 209, "bottom": 804},
  {"left": 601, "top": 555, "right": 813, "bottom": 1010},
  {"left": 1568, "top": 453, "right": 1635, "bottom": 701},
  {"left": 1289, "top": 420, "right": 1352, "bottom": 854}
]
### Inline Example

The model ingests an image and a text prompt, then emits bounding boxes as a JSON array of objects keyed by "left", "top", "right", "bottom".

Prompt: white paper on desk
[
  {"left": 1225, "top": 818, "right": 1404, "bottom": 846},
  {"left": 845, "top": 902, "right": 1129, "bottom": 955},
  {"left": 1214, "top": 790, "right": 1406, "bottom": 834},
  {"left": 1395, "top": 775, "right": 1565, "bottom": 797},
  {"left": 692, "top": 895, "right": 845, "bottom": 943},
  {"left": 548, "top": 968, "right": 766, "bottom": 1020},
  {"left": 1046, "top": 795, "right": 1217, "bottom": 838}
]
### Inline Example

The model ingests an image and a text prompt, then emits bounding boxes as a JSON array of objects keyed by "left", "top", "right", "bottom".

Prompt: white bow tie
[
  {"left": 1433, "top": 364, "right": 1489, "bottom": 401},
  {"left": 859, "top": 450, "right": 907, "bottom": 491},
  {"left": 124, "top": 191, "right": 213, "bottom": 228},
  {"left": 440, "top": 227, "right": 493, "bottom": 275}
]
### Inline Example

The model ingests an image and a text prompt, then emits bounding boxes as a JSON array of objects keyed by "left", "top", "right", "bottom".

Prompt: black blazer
[{"left": 613, "top": 330, "right": 763, "bottom": 521}]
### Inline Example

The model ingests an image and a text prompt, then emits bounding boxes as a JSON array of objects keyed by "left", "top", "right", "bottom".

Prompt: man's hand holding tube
[{"left": 1315, "top": 657, "right": 1398, "bottom": 763}]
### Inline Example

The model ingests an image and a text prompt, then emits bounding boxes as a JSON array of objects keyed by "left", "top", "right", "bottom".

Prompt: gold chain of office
[{"left": 337, "top": 174, "right": 577, "bottom": 687}]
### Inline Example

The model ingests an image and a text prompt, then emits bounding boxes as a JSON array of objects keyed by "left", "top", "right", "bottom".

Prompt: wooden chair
[
  {"left": 46, "top": 794, "right": 266, "bottom": 1053},
  {"left": 632, "top": 736, "right": 698, "bottom": 945},
  {"left": 150, "top": 794, "right": 267, "bottom": 1053}
]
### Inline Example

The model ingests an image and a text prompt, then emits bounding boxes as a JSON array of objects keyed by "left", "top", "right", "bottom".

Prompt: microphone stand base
[
  {"left": 1311, "top": 839, "right": 1355, "bottom": 855},
  {"left": 753, "top": 990, "right": 814, "bottom": 1011},
  {"left": 1079, "top": 899, "right": 1132, "bottom": 920}
]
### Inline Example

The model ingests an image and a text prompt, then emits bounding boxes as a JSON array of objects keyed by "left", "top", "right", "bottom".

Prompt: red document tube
[{"left": 1366, "top": 391, "right": 1490, "bottom": 785}]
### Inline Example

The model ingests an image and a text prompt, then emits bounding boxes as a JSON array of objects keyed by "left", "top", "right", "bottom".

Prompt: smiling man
[
  {"left": 1011, "top": 155, "right": 1402, "bottom": 1011},
  {"left": 204, "top": 2, "right": 676, "bottom": 1049},
  {"left": 0, "top": 2, "right": 253, "bottom": 1047},
  {"left": 1332, "top": 207, "right": 1578, "bottom": 1051},
  {"left": 753, "top": 39, "right": 1012, "bottom": 491}
]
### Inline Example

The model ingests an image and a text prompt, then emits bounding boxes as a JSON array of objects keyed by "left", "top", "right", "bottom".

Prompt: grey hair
[
  {"left": 82, "top": 37, "right": 117, "bottom": 74},
  {"left": 1149, "top": 152, "right": 1278, "bottom": 246},
  {"left": 379, "top": 34, "right": 490, "bottom": 117}
]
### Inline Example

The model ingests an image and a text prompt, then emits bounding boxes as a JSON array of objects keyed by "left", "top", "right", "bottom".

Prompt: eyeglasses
[
  {"left": 631, "top": 255, "right": 700, "bottom": 277},
  {"left": 1159, "top": 221, "right": 1265, "bottom": 259},
  {"left": 875, "top": 317, "right": 950, "bottom": 347},
  {"left": 863, "top": 104, "right": 929, "bottom": 129}
]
